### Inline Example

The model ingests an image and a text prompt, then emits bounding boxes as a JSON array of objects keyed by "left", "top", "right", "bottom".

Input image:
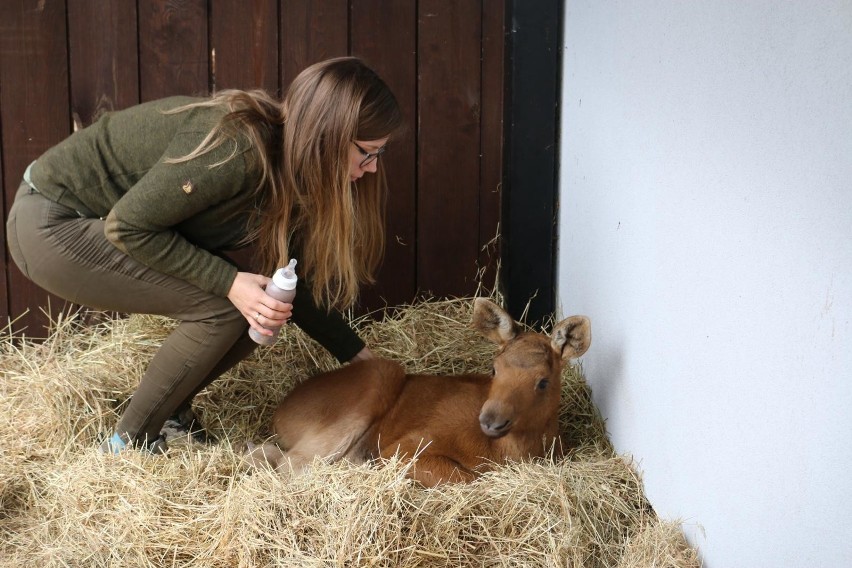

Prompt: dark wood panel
[
  {"left": 502, "top": 0, "right": 561, "bottom": 324},
  {"left": 478, "top": 0, "right": 505, "bottom": 292},
  {"left": 280, "top": 0, "right": 348, "bottom": 90},
  {"left": 0, "top": 1, "right": 511, "bottom": 332},
  {"left": 0, "top": 103, "right": 5, "bottom": 321},
  {"left": 417, "top": 0, "right": 483, "bottom": 298},
  {"left": 211, "top": 0, "right": 279, "bottom": 93},
  {"left": 0, "top": 0, "right": 73, "bottom": 337},
  {"left": 68, "top": 1, "right": 140, "bottom": 127},
  {"left": 139, "top": 0, "right": 209, "bottom": 100},
  {"left": 351, "top": 0, "right": 417, "bottom": 309}
]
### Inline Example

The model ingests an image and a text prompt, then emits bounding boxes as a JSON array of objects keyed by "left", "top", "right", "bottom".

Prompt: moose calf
[{"left": 247, "top": 298, "right": 591, "bottom": 487}]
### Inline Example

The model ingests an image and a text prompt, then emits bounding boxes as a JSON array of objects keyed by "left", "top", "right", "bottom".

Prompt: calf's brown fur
[{"left": 247, "top": 298, "right": 591, "bottom": 487}]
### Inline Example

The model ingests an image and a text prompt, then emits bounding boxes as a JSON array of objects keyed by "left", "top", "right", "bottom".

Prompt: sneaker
[
  {"left": 160, "top": 407, "right": 217, "bottom": 445},
  {"left": 99, "top": 431, "right": 169, "bottom": 455}
]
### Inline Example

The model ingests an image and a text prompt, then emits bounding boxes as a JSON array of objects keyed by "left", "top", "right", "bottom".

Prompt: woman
[{"left": 6, "top": 57, "right": 403, "bottom": 454}]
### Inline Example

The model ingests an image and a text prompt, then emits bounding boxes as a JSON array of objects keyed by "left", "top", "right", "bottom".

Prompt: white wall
[{"left": 558, "top": 2, "right": 852, "bottom": 566}]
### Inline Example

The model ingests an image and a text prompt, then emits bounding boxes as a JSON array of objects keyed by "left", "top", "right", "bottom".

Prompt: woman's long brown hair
[{"left": 167, "top": 57, "right": 402, "bottom": 310}]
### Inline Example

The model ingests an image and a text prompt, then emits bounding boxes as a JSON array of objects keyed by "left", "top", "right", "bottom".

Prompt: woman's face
[{"left": 349, "top": 138, "right": 389, "bottom": 182}]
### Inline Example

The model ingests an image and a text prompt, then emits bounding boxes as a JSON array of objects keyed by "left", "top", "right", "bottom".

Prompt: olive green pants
[{"left": 6, "top": 181, "right": 257, "bottom": 443}]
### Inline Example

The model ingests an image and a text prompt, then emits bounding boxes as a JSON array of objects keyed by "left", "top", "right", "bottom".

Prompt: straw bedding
[{"left": 0, "top": 298, "right": 700, "bottom": 567}]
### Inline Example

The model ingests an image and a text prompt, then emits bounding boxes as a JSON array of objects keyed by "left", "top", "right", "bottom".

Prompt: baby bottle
[{"left": 248, "top": 259, "right": 297, "bottom": 346}]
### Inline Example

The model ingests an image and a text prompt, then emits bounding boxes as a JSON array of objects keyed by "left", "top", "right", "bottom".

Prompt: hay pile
[{"left": 0, "top": 298, "right": 700, "bottom": 567}]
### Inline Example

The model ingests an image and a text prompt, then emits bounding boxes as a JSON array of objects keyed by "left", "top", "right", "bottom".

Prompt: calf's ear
[
  {"left": 472, "top": 298, "right": 518, "bottom": 345},
  {"left": 551, "top": 316, "right": 591, "bottom": 360}
]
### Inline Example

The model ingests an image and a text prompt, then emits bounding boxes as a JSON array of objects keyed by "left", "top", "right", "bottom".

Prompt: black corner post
[{"left": 501, "top": 0, "right": 563, "bottom": 325}]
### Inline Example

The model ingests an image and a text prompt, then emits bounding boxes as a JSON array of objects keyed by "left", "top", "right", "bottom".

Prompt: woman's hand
[
  {"left": 348, "top": 346, "right": 376, "bottom": 363},
  {"left": 227, "top": 271, "right": 293, "bottom": 336}
]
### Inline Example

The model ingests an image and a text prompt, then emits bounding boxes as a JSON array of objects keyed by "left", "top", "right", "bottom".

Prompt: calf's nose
[{"left": 479, "top": 405, "right": 512, "bottom": 438}]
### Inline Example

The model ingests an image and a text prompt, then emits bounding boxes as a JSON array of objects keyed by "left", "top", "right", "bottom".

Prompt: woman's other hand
[{"left": 348, "top": 346, "right": 375, "bottom": 363}]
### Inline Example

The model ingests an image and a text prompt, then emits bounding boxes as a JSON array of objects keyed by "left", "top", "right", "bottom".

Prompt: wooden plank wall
[{"left": 0, "top": 0, "right": 504, "bottom": 338}]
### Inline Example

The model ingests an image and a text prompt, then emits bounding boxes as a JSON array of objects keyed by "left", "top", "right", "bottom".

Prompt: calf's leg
[{"left": 408, "top": 455, "right": 478, "bottom": 487}]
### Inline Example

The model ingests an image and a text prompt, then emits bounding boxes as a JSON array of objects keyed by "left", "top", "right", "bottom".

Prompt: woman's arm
[
  {"left": 104, "top": 131, "right": 251, "bottom": 298},
  {"left": 288, "top": 278, "right": 367, "bottom": 363}
]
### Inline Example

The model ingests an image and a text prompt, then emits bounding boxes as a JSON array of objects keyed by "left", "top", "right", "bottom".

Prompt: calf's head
[{"left": 472, "top": 298, "right": 591, "bottom": 438}]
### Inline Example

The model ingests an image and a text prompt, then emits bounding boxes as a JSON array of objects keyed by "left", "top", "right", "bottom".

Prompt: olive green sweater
[
  {"left": 30, "top": 97, "right": 364, "bottom": 361},
  {"left": 32, "top": 97, "right": 252, "bottom": 297}
]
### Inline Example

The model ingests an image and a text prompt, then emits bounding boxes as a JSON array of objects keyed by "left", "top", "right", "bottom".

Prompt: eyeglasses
[{"left": 353, "top": 142, "right": 386, "bottom": 168}]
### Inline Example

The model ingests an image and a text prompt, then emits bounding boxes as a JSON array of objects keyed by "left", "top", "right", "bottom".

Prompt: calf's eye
[{"left": 536, "top": 378, "right": 549, "bottom": 390}]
